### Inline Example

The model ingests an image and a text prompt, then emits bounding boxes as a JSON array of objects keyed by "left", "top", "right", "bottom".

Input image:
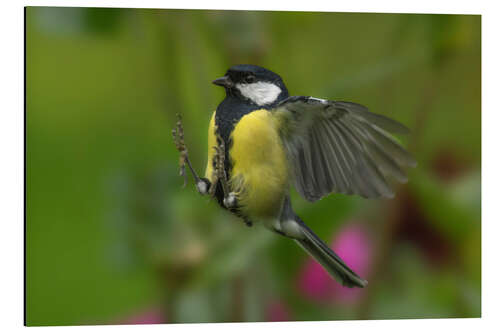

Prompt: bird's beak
[{"left": 212, "top": 75, "right": 233, "bottom": 88}]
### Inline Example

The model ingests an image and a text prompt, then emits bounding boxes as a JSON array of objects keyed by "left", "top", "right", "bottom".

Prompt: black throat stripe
[{"left": 214, "top": 96, "right": 261, "bottom": 175}]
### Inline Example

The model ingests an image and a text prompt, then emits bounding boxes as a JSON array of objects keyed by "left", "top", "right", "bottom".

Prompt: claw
[
  {"left": 196, "top": 180, "right": 208, "bottom": 195},
  {"left": 223, "top": 192, "right": 237, "bottom": 208},
  {"left": 209, "top": 152, "right": 219, "bottom": 197},
  {"left": 211, "top": 135, "right": 239, "bottom": 210},
  {"left": 211, "top": 134, "right": 232, "bottom": 200},
  {"left": 172, "top": 115, "right": 247, "bottom": 225}
]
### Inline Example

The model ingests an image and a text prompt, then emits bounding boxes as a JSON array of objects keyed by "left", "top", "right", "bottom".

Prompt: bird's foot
[
  {"left": 212, "top": 136, "right": 239, "bottom": 210},
  {"left": 223, "top": 192, "right": 238, "bottom": 208},
  {"left": 195, "top": 179, "right": 210, "bottom": 195},
  {"left": 210, "top": 134, "right": 231, "bottom": 199}
]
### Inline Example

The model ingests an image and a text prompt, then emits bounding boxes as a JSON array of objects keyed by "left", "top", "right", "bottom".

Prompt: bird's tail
[{"left": 294, "top": 218, "right": 368, "bottom": 288}]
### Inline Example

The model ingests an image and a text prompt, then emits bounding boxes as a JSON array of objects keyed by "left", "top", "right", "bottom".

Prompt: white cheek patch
[{"left": 236, "top": 82, "right": 282, "bottom": 106}]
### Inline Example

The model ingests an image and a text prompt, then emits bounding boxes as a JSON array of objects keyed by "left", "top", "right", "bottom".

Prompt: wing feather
[
  {"left": 320, "top": 123, "right": 351, "bottom": 194},
  {"left": 315, "top": 122, "right": 345, "bottom": 192},
  {"left": 273, "top": 96, "right": 416, "bottom": 201}
]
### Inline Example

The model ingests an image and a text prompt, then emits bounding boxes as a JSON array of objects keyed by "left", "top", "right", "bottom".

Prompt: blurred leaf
[
  {"left": 371, "top": 244, "right": 458, "bottom": 319},
  {"left": 187, "top": 228, "right": 274, "bottom": 289},
  {"left": 176, "top": 289, "right": 215, "bottom": 323},
  {"left": 409, "top": 168, "right": 477, "bottom": 243}
]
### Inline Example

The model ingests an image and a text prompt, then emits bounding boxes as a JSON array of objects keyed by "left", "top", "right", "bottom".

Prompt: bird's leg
[
  {"left": 172, "top": 114, "right": 210, "bottom": 195},
  {"left": 208, "top": 146, "right": 221, "bottom": 198},
  {"left": 212, "top": 134, "right": 237, "bottom": 209}
]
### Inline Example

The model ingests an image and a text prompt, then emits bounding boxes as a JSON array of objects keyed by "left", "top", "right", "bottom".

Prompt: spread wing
[{"left": 272, "top": 96, "right": 417, "bottom": 201}]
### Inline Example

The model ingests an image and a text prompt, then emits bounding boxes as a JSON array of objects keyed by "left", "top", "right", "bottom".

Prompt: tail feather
[{"left": 296, "top": 220, "right": 368, "bottom": 288}]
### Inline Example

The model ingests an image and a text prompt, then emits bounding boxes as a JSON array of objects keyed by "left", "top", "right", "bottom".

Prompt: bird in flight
[{"left": 173, "top": 64, "right": 416, "bottom": 288}]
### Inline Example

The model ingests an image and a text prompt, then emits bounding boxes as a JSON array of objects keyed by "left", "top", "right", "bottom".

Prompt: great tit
[{"left": 176, "top": 64, "right": 416, "bottom": 288}]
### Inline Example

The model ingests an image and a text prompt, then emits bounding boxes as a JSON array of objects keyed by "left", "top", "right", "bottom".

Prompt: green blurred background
[{"left": 25, "top": 7, "right": 481, "bottom": 326}]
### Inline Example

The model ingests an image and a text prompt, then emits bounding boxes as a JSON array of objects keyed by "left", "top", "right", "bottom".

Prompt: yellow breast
[
  {"left": 229, "top": 109, "right": 289, "bottom": 219},
  {"left": 204, "top": 111, "right": 217, "bottom": 182}
]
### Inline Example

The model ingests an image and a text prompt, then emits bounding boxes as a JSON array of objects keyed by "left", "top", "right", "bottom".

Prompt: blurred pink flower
[
  {"left": 297, "top": 223, "right": 373, "bottom": 304},
  {"left": 116, "top": 306, "right": 166, "bottom": 325},
  {"left": 266, "top": 300, "right": 291, "bottom": 322},
  {"left": 330, "top": 224, "right": 372, "bottom": 302},
  {"left": 297, "top": 257, "right": 332, "bottom": 302}
]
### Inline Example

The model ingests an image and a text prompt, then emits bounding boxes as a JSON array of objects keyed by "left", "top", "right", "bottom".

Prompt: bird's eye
[{"left": 245, "top": 75, "right": 255, "bottom": 84}]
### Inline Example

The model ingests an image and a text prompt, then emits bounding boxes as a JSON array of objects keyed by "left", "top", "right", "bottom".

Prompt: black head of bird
[{"left": 212, "top": 64, "right": 289, "bottom": 106}]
